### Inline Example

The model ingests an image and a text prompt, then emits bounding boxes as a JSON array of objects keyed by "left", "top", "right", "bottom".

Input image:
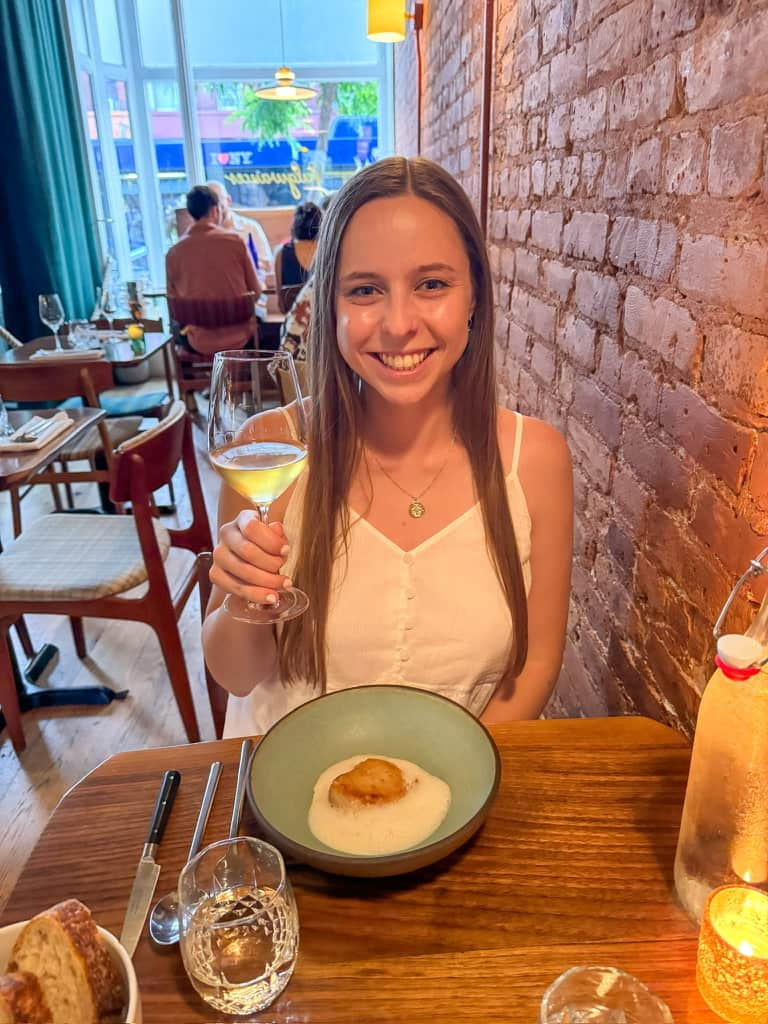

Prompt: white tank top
[{"left": 223, "top": 413, "right": 532, "bottom": 738}]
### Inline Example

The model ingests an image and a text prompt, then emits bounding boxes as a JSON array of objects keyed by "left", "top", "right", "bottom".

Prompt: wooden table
[
  {"left": 0, "top": 407, "right": 105, "bottom": 493},
  {"left": 1, "top": 334, "right": 176, "bottom": 402},
  {"left": 1, "top": 717, "right": 719, "bottom": 1022}
]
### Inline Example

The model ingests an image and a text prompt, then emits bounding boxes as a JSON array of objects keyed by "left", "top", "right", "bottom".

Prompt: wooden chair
[
  {"left": 167, "top": 293, "right": 258, "bottom": 413},
  {"left": 0, "top": 401, "right": 216, "bottom": 753},
  {"left": 0, "top": 360, "right": 129, "bottom": 535}
]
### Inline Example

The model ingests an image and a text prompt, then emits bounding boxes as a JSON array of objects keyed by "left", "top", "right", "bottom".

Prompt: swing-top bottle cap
[{"left": 716, "top": 633, "right": 765, "bottom": 670}]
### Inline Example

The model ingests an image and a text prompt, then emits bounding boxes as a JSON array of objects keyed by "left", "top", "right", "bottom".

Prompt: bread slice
[
  {"left": 9, "top": 900, "right": 123, "bottom": 1024},
  {"left": 0, "top": 971, "right": 51, "bottom": 1023}
]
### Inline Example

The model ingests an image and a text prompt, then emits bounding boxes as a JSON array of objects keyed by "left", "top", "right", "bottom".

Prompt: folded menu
[
  {"left": 0, "top": 412, "right": 72, "bottom": 452},
  {"left": 30, "top": 347, "right": 105, "bottom": 361}
]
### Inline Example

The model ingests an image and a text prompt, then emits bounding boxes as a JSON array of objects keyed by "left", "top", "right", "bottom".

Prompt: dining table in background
[
  {"left": 0, "top": 407, "right": 105, "bottom": 499},
  {"left": 0, "top": 333, "right": 177, "bottom": 403},
  {"left": 1, "top": 717, "right": 719, "bottom": 1022}
]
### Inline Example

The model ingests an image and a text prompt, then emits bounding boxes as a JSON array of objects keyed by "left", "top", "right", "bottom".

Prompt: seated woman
[
  {"left": 203, "top": 156, "right": 574, "bottom": 738},
  {"left": 274, "top": 202, "right": 322, "bottom": 313},
  {"left": 278, "top": 278, "right": 313, "bottom": 362}
]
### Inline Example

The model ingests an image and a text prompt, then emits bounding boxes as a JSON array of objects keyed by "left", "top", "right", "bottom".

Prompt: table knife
[{"left": 120, "top": 769, "right": 181, "bottom": 957}]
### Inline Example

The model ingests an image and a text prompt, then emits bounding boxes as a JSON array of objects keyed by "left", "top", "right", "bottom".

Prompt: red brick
[
  {"left": 517, "top": 366, "right": 540, "bottom": 414},
  {"left": 490, "top": 209, "right": 507, "bottom": 241},
  {"left": 523, "top": 63, "right": 550, "bottom": 112},
  {"left": 598, "top": 338, "right": 661, "bottom": 421},
  {"left": 607, "top": 218, "right": 677, "bottom": 282},
  {"left": 643, "top": 631, "right": 699, "bottom": 729},
  {"left": 582, "top": 151, "right": 604, "bottom": 195},
  {"left": 678, "top": 235, "right": 768, "bottom": 320},
  {"left": 664, "top": 132, "right": 706, "bottom": 195},
  {"left": 587, "top": 1, "right": 646, "bottom": 81},
  {"left": 573, "top": 376, "right": 623, "bottom": 448},
  {"left": 623, "top": 286, "right": 699, "bottom": 375},
  {"left": 559, "top": 313, "right": 596, "bottom": 370},
  {"left": 646, "top": 0, "right": 703, "bottom": 48},
  {"left": 542, "top": 259, "right": 575, "bottom": 301},
  {"left": 532, "top": 159, "right": 547, "bottom": 197},
  {"left": 547, "top": 102, "right": 570, "bottom": 149},
  {"left": 567, "top": 416, "right": 612, "bottom": 492},
  {"left": 659, "top": 384, "right": 754, "bottom": 491},
  {"left": 519, "top": 165, "right": 531, "bottom": 199},
  {"left": 681, "top": 9, "right": 768, "bottom": 113},
  {"left": 692, "top": 484, "right": 767, "bottom": 578},
  {"left": 546, "top": 159, "right": 562, "bottom": 196},
  {"left": 575, "top": 270, "right": 620, "bottom": 329},
  {"left": 516, "top": 26, "right": 540, "bottom": 76},
  {"left": 612, "top": 464, "right": 649, "bottom": 531},
  {"left": 527, "top": 116, "right": 543, "bottom": 152},
  {"left": 531, "top": 340, "right": 557, "bottom": 385},
  {"left": 627, "top": 136, "right": 662, "bottom": 194},
  {"left": 622, "top": 419, "right": 691, "bottom": 511},
  {"left": 531, "top": 210, "right": 563, "bottom": 253},
  {"left": 563, "top": 211, "right": 610, "bottom": 261},
  {"left": 511, "top": 285, "right": 557, "bottom": 341},
  {"left": 607, "top": 634, "right": 676, "bottom": 728},
  {"left": 550, "top": 41, "right": 587, "bottom": 100},
  {"left": 701, "top": 325, "right": 768, "bottom": 417},
  {"left": 501, "top": 245, "right": 516, "bottom": 281},
  {"left": 515, "top": 247, "right": 540, "bottom": 288},
  {"left": 750, "top": 435, "right": 768, "bottom": 513},
  {"left": 708, "top": 117, "right": 764, "bottom": 198},
  {"left": 507, "top": 208, "right": 531, "bottom": 243},
  {"left": 571, "top": 87, "right": 607, "bottom": 141},
  {"left": 608, "top": 54, "right": 677, "bottom": 130},
  {"left": 602, "top": 150, "right": 629, "bottom": 199},
  {"left": 563, "top": 155, "right": 580, "bottom": 197},
  {"left": 542, "top": 0, "right": 571, "bottom": 56},
  {"left": 507, "top": 321, "right": 529, "bottom": 361}
]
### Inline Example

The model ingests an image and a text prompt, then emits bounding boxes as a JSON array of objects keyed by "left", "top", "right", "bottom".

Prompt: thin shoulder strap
[{"left": 511, "top": 412, "right": 524, "bottom": 477}]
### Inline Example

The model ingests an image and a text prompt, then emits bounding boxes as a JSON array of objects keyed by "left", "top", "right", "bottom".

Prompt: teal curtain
[{"left": 0, "top": 0, "right": 100, "bottom": 341}]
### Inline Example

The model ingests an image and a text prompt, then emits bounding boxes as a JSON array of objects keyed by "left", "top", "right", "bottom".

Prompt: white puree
[{"left": 308, "top": 754, "right": 452, "bottom": 856}]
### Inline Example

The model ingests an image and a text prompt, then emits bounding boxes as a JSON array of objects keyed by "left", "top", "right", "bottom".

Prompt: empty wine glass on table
[
  {"left": 208, "top": 350, "right": 309, "bottom": 624},
  {"left": 540, "top": 966, "right": 674, "bottom": 1023},
  {"left": 38, "top": 293, "right": 65, "bottom": 351}
]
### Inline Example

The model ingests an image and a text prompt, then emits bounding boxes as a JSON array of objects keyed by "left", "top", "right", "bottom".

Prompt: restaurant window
[{"left": 67, "top": 0, "right": 393, "bottom": 286}]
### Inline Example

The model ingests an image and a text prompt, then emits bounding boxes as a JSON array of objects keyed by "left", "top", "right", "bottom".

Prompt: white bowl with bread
[{"left": 0, "top": 899, "right": 140, "bottom": 1024}]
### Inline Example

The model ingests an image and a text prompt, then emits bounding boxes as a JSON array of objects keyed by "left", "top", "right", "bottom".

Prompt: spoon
[{"left": 149, "top": 761, "right": 222, "bottom": 946}]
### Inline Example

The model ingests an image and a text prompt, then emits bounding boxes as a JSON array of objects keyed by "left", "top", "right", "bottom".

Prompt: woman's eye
[
  {"left": 349, "top": 285, "right": 378, "bottom": 297},
  {"left": 420, "top": 278, "right": 448, "bottom": 291}
]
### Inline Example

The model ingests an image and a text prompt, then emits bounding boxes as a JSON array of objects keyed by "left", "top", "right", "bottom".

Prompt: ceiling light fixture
[
  {"left": 253, "top": 0, "right": 318, "bottom": 101},
  {"left": 367, "top": 0, "right": 424, "bottom": 43}
]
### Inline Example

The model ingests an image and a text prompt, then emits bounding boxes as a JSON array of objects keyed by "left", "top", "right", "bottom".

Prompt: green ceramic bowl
[{"left": 246, "top": 685, "right": 501, "bottom": 877}]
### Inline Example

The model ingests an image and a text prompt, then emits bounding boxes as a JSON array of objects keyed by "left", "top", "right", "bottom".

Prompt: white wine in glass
[
  {"left": 38, "top": 293, "right": 65, "bottom": 352},
  {"left": 208, "top": 350, "right": 309, "bottom": 624}
]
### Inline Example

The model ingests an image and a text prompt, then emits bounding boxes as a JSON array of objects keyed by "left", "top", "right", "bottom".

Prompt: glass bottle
[{"left": 674, "top": 583, "right": 768, "bottom": 923}]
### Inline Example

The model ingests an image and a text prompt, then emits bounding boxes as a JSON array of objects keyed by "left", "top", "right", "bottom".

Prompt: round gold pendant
[{"left": 408, "top": 500, "right": 426, "bottom": 519}]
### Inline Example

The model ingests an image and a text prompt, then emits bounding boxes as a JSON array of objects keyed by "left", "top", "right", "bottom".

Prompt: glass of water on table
[{"left": 178, "top": 836, "right": 299, "bottom": 1015}]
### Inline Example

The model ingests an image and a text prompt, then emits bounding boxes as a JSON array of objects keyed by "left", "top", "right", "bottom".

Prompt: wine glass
[
  {"left": 38, "top": 293, "right": 65, "bottom": 352},
  {"left": 208, "top": 350, "right": 309, "bottom": 624}
]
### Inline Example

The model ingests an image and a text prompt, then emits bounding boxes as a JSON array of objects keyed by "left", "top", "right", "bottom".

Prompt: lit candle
[{"left": 697, "top": 885, "right": 768, "bottom": 1023}]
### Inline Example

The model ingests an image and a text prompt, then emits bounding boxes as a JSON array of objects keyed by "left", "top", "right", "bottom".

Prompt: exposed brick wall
[{"left": 394, "top": 0, "right": 768, "bottom": 735}]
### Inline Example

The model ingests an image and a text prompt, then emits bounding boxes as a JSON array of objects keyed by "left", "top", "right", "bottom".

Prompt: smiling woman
[{"left": 203, "top": 156, "right": 574, "bottom": 738}]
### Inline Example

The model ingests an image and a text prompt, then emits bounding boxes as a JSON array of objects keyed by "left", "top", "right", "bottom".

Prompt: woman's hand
[{"left": 210, "top": 511, "right": 292, "bottom": 607}]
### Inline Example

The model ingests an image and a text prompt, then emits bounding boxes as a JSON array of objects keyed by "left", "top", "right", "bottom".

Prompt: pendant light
[
  {"left": 367, "top": 0, "right": 407, "bottom": 42},
  {"left": 253, "top": 0, "right": 318, "bottom": 101}
]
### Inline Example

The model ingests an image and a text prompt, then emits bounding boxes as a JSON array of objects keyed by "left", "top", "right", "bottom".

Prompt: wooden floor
[{"left": 0, "top": 402, "right": 220, "bottom": 912}]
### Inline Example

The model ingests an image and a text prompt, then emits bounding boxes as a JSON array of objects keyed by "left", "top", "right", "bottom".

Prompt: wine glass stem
[
  {"left": 53, "top": 328, "right": 63, "bottom": 352},
  {"left": 245, "top": 503, "right": 276, "bottom": 613}
]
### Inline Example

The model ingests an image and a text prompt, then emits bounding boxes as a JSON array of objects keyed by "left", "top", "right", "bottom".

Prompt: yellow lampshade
[{"left": 367, "top": 0, "right": 406, "bottom": 42}]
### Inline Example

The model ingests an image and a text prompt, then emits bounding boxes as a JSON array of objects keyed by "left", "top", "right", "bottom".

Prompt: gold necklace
[{"left": 369, "top": 435, "right": 455, "bottom": 519}]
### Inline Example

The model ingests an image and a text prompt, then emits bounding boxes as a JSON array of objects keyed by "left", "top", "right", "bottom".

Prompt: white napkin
[
  {"left": 0, "top": 412, "right": 72, "bottom": 452},
  {"left": 30, "top": 348, "right": 105, "bottom": 361}
]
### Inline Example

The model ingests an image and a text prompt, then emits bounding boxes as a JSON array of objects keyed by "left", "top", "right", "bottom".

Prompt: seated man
[
  {"left": 206, "top": 180, "right": 273, "bottom": 323},
  {"left": 166, "top": 185, "right": 262, "bottom": 355}
]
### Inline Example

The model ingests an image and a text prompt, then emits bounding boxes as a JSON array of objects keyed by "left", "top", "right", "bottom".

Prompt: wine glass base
[{"left": 224, "top": 589, "right": 309, "bottom": 625}]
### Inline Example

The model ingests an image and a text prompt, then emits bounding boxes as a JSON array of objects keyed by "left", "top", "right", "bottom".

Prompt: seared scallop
[{"left": 328, "top": 757, "right": 410, "bottom": 810}]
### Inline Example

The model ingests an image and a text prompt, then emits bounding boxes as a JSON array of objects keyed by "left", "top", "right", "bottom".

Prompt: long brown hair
[{"left": 279, "top": 157, "right": 528, "bottom": 690}]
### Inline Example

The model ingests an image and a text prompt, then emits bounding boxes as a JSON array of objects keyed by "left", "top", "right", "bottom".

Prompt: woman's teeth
[{"left": 377, "top": 350, "right": 431, "bottom": 371}]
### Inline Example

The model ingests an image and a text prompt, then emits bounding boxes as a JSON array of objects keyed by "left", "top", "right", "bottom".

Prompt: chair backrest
[
  {"left": 168, "top": 293, "right": 257, "bottom": 329},
  {"left": 0, "top": 359, "right": 115, "bottom": 405},
  {"left": 111, "top": 401, "right": 212, "bottom": 555},
  {"left": 279, "top": 284, "right": 303, "bottom": 315},
  {"left": 276, "top": 360, "right": 309, "bottom": 406},
  {"left": 0, "top": 326, "right": 23, "bottom": 350}
]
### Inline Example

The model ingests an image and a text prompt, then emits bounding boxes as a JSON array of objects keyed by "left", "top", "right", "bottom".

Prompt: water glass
[
  {"left": 68, "top": 319, "right": 90, "bottom": 350},
  {"left": 38, "top": 293, "right": 65, "bottom": 351},
  {"left": 178, "top": 837, "right": 299, "bottom": 1016},
  {"left": 540, "top": 966, "right": 674, "bottom": 1023}
]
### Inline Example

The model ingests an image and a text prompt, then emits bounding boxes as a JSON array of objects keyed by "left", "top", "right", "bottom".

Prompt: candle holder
[{"left": 697, "top": 885, "right": 768, "bottom": 1023}]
